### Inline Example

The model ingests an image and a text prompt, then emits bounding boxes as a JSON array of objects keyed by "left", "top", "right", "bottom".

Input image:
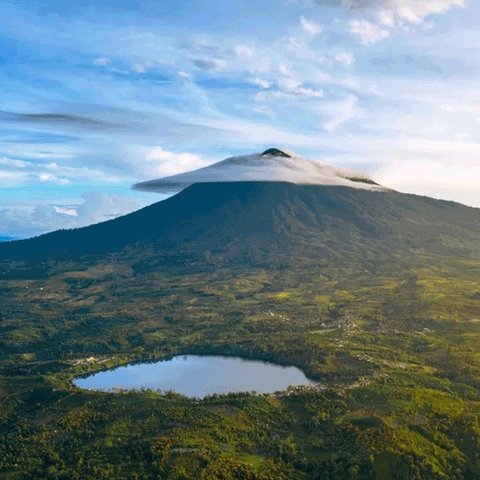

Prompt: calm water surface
[{"left": 73, "top": 355, "right": 316, "bottom": 398}]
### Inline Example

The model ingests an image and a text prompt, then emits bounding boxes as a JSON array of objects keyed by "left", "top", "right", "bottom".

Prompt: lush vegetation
[{"left": 0, "top": 183, "right": 479, "bottom": 479}]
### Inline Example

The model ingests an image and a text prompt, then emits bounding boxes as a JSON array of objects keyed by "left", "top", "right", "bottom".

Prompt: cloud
[
  {"left": 232, "top": 44, "right": 254, "bottom": 58},
  {"left": 0, "top": 192, "right": 144, "bottom": 238},
  {"left": 0, "top": 153, "right": 121, "bottom": 188},
  {"left": 75, "top": 192, "right": 142, "bottom": 223},
  {"left": 0, "top": 110, "right": 124, "bottom": 130},
  {"left": 317, "top": 94, "right": 360, "bottom": 132},
  {"left": 134, "top": 149, "right": 379, "bottom": 194},
  {"left": 250, "top": 77, "right": 273, "bottom": 89},
  {"left": 137, "top": 146, "right": 210, "bottom": 177},
  {"left": 277, "top": 76, "right": 325, "bottom": 98},
  {"left": 0, "top": 157, "right": 30, "bottom": 168},
  {"left": 316, "top": 0, "right": 463, "bottom": 21},
  {"left": 300, "top": 16, "right": 323, "bottom": 35},
  {"left": 378, "top": 0, "right": 464, "bottom": 25},
  {"left": 253, "top": 64, "right": 325, "bottom": 100},
  {"left": 349, "top": 19, "right": 390, "bottom": 44},
  {"left": 93, "top": 57, "right": 110, "bottom": 66},
  {"left": 192, "top": 57, "right": 227, "bottom": 71},
  {"left": 131, "top": 62, "right": 152, "bottom": 74},
  {"left": 316, "top": 0, "right": 464, "bottom": 43},
  {"left": 335, "top": 51, "right": 355, "bottom": 66},
  {"left": 37, "top": 173, "right": 70, "bottom": 185}
]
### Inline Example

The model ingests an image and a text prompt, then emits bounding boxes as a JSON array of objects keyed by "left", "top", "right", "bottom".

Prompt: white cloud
[
  {"left": 382, "top": 0, "right": 464, "bottom": 25},
  {"left": 232, "top": 43, "right": 253, "bottom": 57},
  {"left": 93, "top": 57, "right": 110, "bottom": 66},
  {"left": 131, "top": 63, "right": 149, "bottom": 73},
  {"left": 278, "top": 76, "right": 324, "bottom": 98},
  {"left": 349, "top": 19, "right": 390, "bottom": 44},
  {"left": 141, "top": 146, "right": 209, "bottom": 177},
  {"left": 0, "top": 192, "right": 144, "bottom": 238},
  {"left": 36, "top": 173, "right": 70, "bottom": 185},
  {"left": 250, "top": 77, "right": 272, "bottom": 89},
  {"left": 293, "top": 85, "right": 325, "bottom": 98},
  {"left": 0, "top": 157, "right": 30, "bottom": 168},
  {"left": 323, "top": 98, "right": 359, "bottom": 131},
  {"left": 263, "top": 64, "right": 325, "bottom": 99},
  {"left": 134, "top": 150, "right": 380, "bottom": 194},
  {"left": 0, "top": 153, "right": 122, "bottom": 188},
  {"left": 53, "top": 206, "right": 77, "bottom": 217},
  {"left": 75, "top": 192, "right": 141, "bottom": 224},
  {"left": 300, "top": 16, "right": 323, "bottom": 35},
  {"left": 335, "top": 51, "right": 355, "bottom": 66},
  {"left": 377, "top": 9, "right": 396, "bottom": 27},
  {"left": 343, "top": 0, "right": 464, "bottom": 43},
  {"left": 323, "top": 0, "right": 464, "bottom": 23}
]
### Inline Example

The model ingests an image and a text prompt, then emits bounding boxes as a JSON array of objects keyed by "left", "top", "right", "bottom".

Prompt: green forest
[{"left": 1, "top": 260, "right": 480, "bottom": 479}]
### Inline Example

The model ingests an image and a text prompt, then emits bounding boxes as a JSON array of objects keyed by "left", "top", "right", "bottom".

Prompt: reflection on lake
[{"left": 73, "top": 355, "right": 316, "bottom": 398}]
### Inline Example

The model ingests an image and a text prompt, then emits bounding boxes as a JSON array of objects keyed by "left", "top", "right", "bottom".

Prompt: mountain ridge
[{"left": 1, "top": 181, "right": 479, "bottom": 272}]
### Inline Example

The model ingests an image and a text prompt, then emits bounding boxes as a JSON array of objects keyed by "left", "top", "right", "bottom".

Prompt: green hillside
[{"left": 1, "top": 182, "right": 479, "bottom": 479}]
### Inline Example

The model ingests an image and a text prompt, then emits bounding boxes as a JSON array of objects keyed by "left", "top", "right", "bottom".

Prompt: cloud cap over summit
[{"left": 133, "top": 148, "right": 383, "bottom": 194}]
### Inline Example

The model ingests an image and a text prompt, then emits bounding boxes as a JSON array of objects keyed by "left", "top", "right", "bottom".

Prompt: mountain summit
[
  {"left": 261, "top": 148, "right": 292, "bottom": 158},
  {"left": 134, "top": 148, "right": 382, "bottom": 194}
]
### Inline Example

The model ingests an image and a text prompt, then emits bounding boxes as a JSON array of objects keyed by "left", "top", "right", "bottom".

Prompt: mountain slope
[{"left": 1, "top": 182, "right": 479, "bottom": 270}]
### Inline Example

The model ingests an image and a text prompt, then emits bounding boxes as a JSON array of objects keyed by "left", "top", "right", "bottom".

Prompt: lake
[{"left": 73, "top": 354, "right": 316, "bottom": 398}]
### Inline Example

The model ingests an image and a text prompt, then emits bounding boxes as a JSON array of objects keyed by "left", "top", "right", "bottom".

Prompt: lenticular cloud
[{"left": 133, "top": 148, "right": 384, "bottom": 194}]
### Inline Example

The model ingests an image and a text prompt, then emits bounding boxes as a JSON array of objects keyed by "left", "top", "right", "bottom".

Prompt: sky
[{"left": 1, "top": 0, "right": 479, "bottom": 238}]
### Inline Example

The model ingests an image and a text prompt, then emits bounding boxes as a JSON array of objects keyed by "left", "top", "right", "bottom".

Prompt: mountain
[
  {"left": 0, "top": 236, "right": 16, "bottom": 242},
  {"left": 3, "top": 148, "right": 477, "bottom": 274},
  {"left": 1, "top": 158, "right": 480, "bottom": 479},
  {"left": 1, "top": 181, "right": 479, "bottom": 272}
]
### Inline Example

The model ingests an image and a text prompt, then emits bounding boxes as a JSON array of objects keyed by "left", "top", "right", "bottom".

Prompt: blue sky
[{"left": 1, "top": 0, "right": 479, "bottom": 237}]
